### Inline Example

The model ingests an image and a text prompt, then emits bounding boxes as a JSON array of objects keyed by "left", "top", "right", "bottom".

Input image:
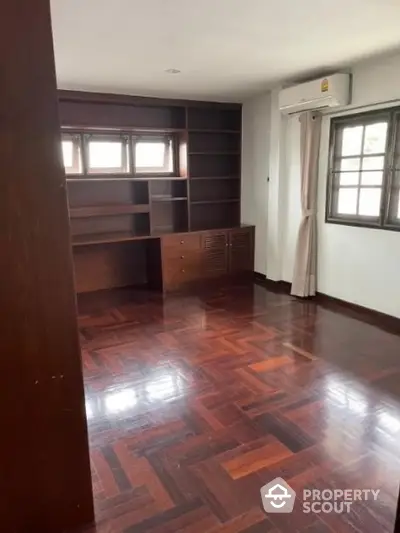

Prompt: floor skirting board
[
  {"left": 254, "top": 272, "right": 291, "bottom": 294},
  {"left": 254, "top": 271, "right": 400, "bottom": 335}
]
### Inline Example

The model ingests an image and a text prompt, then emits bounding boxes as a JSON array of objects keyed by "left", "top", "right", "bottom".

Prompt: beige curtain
[{"left": 291, "top": 111, "right": 322, "bottom": 298}]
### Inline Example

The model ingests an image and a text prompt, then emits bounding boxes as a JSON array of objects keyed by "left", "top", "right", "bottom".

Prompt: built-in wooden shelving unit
[{"left": 59, "top": 90, "right": 245, "bottom": 293}]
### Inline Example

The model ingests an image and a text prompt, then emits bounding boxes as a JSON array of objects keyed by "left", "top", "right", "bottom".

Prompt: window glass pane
[
  {"left": 390, "top": 171, "right": 400, "bottom": 221},
  {"left": 360, "top": 171, "right": 383, "bottom": 186},
  {"left": 362, "top": 156, "right": 385, "bottom": 170},
  {"left": 341, "top": 126, "right": 363, "bottom": 156},
  {"left": 339, "top": 172, "right": 359, "bottom": 186},
  {"left": 134, "top": 138, "right": 173, "bottom": 173},
  {"left": 358, "top": 188, "right": 381, "bottom": 216},
  {"left": 340, "top": 158, "right": 360, "bottom": 171},
  {"left": 89, "top": 142, "right": 122, "bottom": 169},
  {"left": 62, "top": 140, "right": 73, "bottom": 168},
  {"left": 329, "top": 115, "right": 392, "bottom": 224},
  {"left": 363, "top": 122, "right": 387, "bottom": 154},
  {"left": 135, "top": 142, "right": 166, "bottom": 168},
  {"left": 337, "top": 188, "right": 358, "bottom": 214}
]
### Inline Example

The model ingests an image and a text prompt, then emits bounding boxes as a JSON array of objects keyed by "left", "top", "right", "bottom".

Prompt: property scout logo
[
  {"left": 260, "top": 478, "right": 380, "bottom": 515},
  {"left": 261, "top": 478, "right": 295, "bottom": 513}
]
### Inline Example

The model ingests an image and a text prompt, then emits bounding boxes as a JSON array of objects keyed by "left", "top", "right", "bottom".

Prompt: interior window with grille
[
  {"left": 326, "top": 108, "right": 400, "bottom": 230},
  {"left": 328, "top": 117, "right": 388, "bottom": 222}
]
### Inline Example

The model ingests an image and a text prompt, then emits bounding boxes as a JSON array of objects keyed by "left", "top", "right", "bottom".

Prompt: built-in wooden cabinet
[
  {"left": 161, "top": 226, "right": 254, "bottom": 292},
  {"left": 200, "top": 227, "right": 255, "bottom": 278},
  {"left": 59, "top": 91, "right": 254, "bottom": 294}
]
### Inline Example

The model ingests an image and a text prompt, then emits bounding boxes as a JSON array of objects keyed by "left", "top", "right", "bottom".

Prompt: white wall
[
  {"left": 265, "top": 89, "right": 288, "bottom": 281},
  {"left": 242, "top": 50, "right": 400, "bottom": 317},
  {"left": 281, "top": 115, "right": 301, "bottom": 282},
  {"left": 351, "top": 52, "right": 400, "bottom": 108},
  {"left": 317, "top": 52, "right": 400, "bottom": 318},
  {"left": 241, "top": 93, "right": 271, "bottom": 275},
  {"left": 281, "top": 51, "right": 400, "bottom": 317}
]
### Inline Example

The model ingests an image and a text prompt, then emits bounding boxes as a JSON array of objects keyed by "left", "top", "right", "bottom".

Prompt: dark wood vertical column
[
  {"left": 0, "top": 1, "right": 94, "bottom": 532},
  {"left": 395, "top": 494, "right": 400, "bottom": 532}
]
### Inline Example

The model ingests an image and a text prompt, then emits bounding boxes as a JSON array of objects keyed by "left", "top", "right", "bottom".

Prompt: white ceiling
[{"left": 51, "top": 0, "right": 400, "bottom": 102}]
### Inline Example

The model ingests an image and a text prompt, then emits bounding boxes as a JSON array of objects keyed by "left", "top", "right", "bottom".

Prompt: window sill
[{"left": 325, "top": 217, "right": 400, "bottom": 232}]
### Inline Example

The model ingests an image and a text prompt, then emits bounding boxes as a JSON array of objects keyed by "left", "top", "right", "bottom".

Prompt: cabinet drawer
[
  {"left": 162, "top": 249, "right": 201, "bottom": 291},
  {"left": 161, "top": 233, "right": 201, "bottom": 254},
  {"left": 163, "top": 262, "right": 200, "bottom": 290},
  {"left": 162, "top": 246, "right": 201, "bottom": 262},
  {"left": 163, "top": 252, "right": 200, "bottom": 270}
]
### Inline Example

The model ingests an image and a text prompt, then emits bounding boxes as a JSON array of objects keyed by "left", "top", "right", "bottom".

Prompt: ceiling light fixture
[{"left": 165, "top": 68, "right": 181, "bottom": 74}]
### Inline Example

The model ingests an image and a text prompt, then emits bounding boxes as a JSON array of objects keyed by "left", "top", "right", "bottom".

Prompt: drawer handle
[
  {"left": 180, "top": 240, "right": 184, "bottom": 244},
  {"left": 181, "top": 269, "right": 185, "bottom": 273},
  {"left": 181, "top": 255, "right": 184, "bottom": 259}
]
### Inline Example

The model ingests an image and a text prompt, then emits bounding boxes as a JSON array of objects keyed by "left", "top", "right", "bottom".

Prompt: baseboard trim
[
  {"left": 254, "top": 272, "right": 291, "bottom": 294},
  {"left": 315, "top": 292, "right": 400, "bottom": 335},
  {"left": 254, "top": 272, "right": 400, "bottom": 334}
]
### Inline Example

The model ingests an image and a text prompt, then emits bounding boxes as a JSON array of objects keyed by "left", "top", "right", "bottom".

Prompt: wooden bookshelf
[
  {"left": 67, "top": 176, "right": 186, "bottom": 182},
  {"left": 188, "top": 129, "right": 241, "bottom": 134},
  {"left": 188, "top": 152, "right": 240, "bottom": 155},
  {"left": 60, "top": 91, "right": 250, "bottom": 293},
  {"left": 191, "top": 199, "right": 240, "bottom": 205},
  {"left": 152, "top": 197, "right": 187, "bottom": 202},
  {"left": 187, "top": 107, "right": 241, "bottom": 131},
  {"left": 190, "top": 176, "right": 239, "bottom": 181},
  {"left": 69, "top": 204, "right": 150, "bottom": 218},
  {"left": 72, "top": 231, "right": 152, "bottom": 247}
]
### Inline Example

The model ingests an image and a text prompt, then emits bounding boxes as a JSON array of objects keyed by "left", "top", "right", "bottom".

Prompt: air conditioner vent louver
[{"left": 279, "top": 74, "right": 351, "bottom": 115}]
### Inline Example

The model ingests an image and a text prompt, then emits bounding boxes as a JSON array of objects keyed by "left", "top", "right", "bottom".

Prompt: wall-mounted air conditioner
[{"left": 278, "top": 73, "right": 351, "bottom": 115}]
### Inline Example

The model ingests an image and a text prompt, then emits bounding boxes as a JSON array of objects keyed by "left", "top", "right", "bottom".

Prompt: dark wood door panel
[
  {"left": 201, "top": 231, "right": 229, "bottom": 277},
  {"left": 229, "top": 227, "right": 254, "bottom": 273},
  {"left": 1, "top": 1, "right": 94, "bottom": 531}
]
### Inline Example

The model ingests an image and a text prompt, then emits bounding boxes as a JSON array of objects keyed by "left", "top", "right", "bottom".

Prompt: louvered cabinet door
[
  {"left": 228, "top": 227, "right": 255, "bottom": 273},
  {"left": 201, "top": 231, "right": 229, "bottom": 278}
]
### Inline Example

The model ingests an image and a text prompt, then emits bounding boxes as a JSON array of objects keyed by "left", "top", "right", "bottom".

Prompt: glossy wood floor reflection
[{"left": 77, "top": 284, "right": 400, "bottom": 533}]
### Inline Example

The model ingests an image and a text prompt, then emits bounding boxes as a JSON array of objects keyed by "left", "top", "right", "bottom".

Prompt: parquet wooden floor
[{"left": 76, "top": 283, "right": 400, "bottom": 533}]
